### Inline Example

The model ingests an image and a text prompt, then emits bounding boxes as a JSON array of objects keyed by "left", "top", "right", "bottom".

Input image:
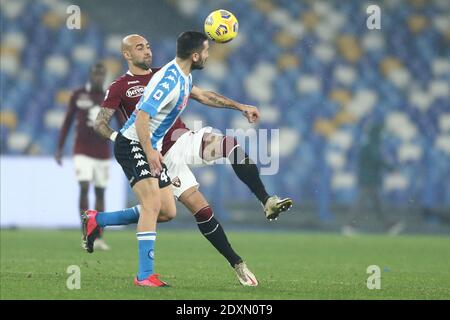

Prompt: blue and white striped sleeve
[{"left": 138, "top": 67, "right": 180, "bottom": 117}]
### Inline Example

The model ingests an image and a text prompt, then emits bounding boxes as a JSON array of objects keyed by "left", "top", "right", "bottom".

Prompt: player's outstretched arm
[
  {"left": 94, "top": 107, "right": 118, "bottom": 141},
  {"left": 190, "top": 86, "right": 260, "bottom": 123}
]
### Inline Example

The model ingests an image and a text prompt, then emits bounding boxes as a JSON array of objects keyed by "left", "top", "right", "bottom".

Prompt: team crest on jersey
[
  {"left": 172, "top": 177, "right": 181, "bottom": 188},
  {"left": 126, "top": 85, "right": 145, "bottom": 98}
]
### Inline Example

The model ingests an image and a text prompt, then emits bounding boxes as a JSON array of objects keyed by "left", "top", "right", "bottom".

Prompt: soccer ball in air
[{"left": 204, "top": 9, "right": 239, "bottom": 43}]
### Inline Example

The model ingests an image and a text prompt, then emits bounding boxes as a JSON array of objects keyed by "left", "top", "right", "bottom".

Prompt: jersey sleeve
[
  {"left": 101, "top": 80, "right": 122, "bottom": 110},
  {"left": 138, "top": 67, "right": 179, "bottom": 117}
]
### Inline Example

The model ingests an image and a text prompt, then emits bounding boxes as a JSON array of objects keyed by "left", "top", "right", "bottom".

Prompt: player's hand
[
  {"left": 241, "top": 105, "right": 260, "bottom": 123},
  {"left": 54, "top": 149, "right": 63, "bottom": 166},
  {"left": 146, "top": 149, "right": 163, "bottom": 176}
]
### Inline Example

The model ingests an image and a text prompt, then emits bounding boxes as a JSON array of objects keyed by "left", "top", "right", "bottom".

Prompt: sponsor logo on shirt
[{"left": 126, "top": 85, "right": 145, "bottom": 98}]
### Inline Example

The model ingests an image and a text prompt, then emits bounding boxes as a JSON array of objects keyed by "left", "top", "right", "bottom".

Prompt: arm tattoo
[
  {"left": 94, "top": 107, "right": 116, "bottom": 139},
  {"left": 205, "top": 91, "right": 239, "bottom": 110}
]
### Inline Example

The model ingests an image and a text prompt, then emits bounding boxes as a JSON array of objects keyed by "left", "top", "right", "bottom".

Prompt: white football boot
[
  {"left": 263, "top": 196, "right": 294, "bottom": 221},
  {"left": 234, "top": 262, "right": 258, "bottom": 287}
]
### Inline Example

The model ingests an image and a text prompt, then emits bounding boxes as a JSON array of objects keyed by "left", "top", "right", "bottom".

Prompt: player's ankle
[{"left": 233, "top": 259, "right": 243, "bottom": 268}]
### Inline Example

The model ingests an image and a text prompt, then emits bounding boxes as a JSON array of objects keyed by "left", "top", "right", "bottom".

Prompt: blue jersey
[{"left": 121, "top": 59, "right": 193, "bottom": 151}]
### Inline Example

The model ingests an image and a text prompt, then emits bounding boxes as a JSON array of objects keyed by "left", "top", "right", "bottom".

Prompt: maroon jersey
[
  {"left": 57, "top": 85, "right": 119, "bottom": 159},
  {"left": 102, "top": 69, "right": 190, "bottom": 155}
]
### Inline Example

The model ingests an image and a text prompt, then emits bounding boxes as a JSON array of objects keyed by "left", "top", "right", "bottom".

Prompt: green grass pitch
[{"left": 1, "top": 229, "right": 449, "bottom": 299}]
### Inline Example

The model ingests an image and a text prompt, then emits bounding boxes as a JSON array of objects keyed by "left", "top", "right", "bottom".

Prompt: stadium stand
[{"left": 1, "top": 0, "right": 449, "bottom": 222}]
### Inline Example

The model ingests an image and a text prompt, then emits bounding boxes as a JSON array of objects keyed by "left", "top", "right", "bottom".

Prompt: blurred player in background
[
  {"left": 84, "top": 33, "right": 292, "bottom": 286},
  {"left": 342, "top": 120, "right": 405, "bottom": 236},
  {"left": 55, "top": 63, "right": 123, "bottom": 250}
]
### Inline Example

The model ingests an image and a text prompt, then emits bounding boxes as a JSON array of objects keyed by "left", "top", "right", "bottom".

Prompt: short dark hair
[{"left": 176, "top": 31, "right": 208, "bottom": 59}]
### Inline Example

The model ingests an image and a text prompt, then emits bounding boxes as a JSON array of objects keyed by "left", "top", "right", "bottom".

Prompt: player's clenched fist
[{"left": 241, "top": 105, "right": 260, "bottom": 123}]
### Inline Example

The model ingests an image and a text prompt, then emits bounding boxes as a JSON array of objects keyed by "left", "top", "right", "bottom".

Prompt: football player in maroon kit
[
  {"left": 55, "top": 63, "right": 123, "bottom": 251},
  {"left": 84, "top": 34, "right": 293, "bottom": 286}
]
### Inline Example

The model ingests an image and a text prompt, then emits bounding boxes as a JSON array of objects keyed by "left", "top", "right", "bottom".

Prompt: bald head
[
  {"left": 121, "top": 34, "right": 146, "bottom": 51},
  {"left": 121, "top": 34, "right": 152, "bottom": 71}
]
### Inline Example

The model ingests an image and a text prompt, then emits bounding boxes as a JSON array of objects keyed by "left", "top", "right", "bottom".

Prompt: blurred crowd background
[{"left": 1, "top": 0, "right": 449, "bottom": 233}]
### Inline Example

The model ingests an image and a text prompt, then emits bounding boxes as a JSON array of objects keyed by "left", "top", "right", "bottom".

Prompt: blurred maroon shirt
[
  {"left": 102, "top": 69, "right": 189, "bottom": 155},
  {"left": 57, "top": 84, "right": 121, "bottom": 159}
]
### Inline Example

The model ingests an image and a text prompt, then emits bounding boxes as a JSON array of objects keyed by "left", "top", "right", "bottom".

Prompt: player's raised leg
[
  {"left": 202, "top": 132, "right": 293, "bottom": 221},
  {"left": 83, "top": 203, "right": 172, "bottom": 236},
  {"left": 179, "top": 186, "right": 258, "bottom": 287},
  {"left": 83, "top": 195, "right": 176, "bottom": 254}
]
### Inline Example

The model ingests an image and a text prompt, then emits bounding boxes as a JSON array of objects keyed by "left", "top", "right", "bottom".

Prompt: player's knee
[
  {"left": 158, "top": 185, "right": 176, "bottom": 221},
  {"left": 159, "top": 198, "right": 177, "bottom": 221},
  {"left": 157, "top": 215, "right": 170, "bottom": 223},
  {"left": 159, "top": 207, "right": 176, "bottom": 222},
  {"left": 167, "top": 206, "right": 177, "bottom": 219},
  {"left": 180, "top": 189, "right": 210, "bottom": 215}
]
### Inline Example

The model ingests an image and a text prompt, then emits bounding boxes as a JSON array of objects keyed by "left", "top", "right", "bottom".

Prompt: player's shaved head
[
  {"left": 121, "top": 34, "right": 152, "bottom": 71},
  {"left": 121, "top": 34, "right": 147, "bottom": 52}
]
